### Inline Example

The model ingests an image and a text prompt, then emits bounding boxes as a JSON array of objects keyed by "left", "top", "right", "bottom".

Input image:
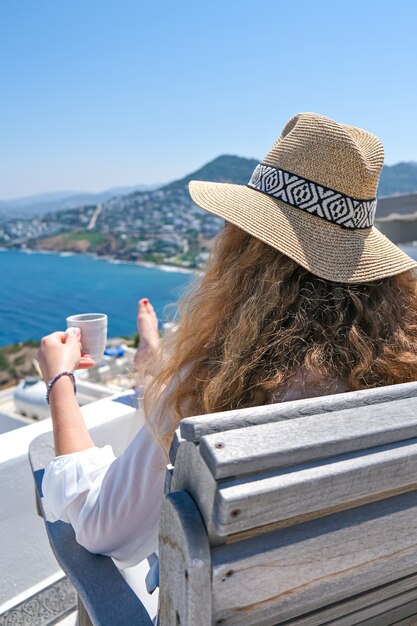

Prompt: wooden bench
[{"left": 30, "top": 382, "right": 417, "bottom": 625}]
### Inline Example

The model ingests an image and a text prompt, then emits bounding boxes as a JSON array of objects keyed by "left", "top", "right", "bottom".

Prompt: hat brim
[{"left": 189, "top": 180, "right": 417, "bottom": 283}]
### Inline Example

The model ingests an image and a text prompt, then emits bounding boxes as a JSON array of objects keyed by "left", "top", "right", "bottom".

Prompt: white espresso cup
[{"left": 66, "top": 313, "right": 108, "bottom": 363}]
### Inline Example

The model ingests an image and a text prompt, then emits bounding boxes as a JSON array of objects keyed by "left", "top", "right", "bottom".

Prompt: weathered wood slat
[
  {"left": 215, "top": 439, "right": 417, "bottom": 537},
  {"left": 244, "top": 588, "right": 417, "bottom": 626},
  {"left": 164, "top": 465, "right": 174, "bottom": 495},
  {"left": 211, "top": 490, "right": 417, "bottom": 626},
  {"left": 327, "top": 596, "right": 417, "bottom": 626},
  {"left": 199, "top": 396, "right": 417, "bottom": 479},
  {"left": 171, "top": 441, "right": 218, "bottom": 540},
  {"left": 391, "top": 614, "right": 417, "bottom": 626},
  {"left": 275, "top": 572, "right": 417, "bottom": 626},
  {"left": 159, "top": 491, "right": 212, "bottom": 626},
  {"left": 172, "top": 437, "right": 417, "bottom": 542},
  {"left": 180, "top": 381, "right": 417, "bottom": 443},
  {"left": 169, "top": 429, "right": 184, "bottom": 465}
]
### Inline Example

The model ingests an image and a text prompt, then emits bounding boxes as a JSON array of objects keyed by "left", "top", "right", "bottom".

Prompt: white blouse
[{"left": 42, "top": 423, "right": 166, "bottom": 567}]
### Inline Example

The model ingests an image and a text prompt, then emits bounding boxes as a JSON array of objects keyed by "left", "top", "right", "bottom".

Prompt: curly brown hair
[{"left": 142, "top": 224, "right": 417, "bottom": 451}]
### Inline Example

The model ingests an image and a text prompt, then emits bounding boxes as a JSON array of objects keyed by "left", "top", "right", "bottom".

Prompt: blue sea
[
  {"left": 0, "top": 249, "right": 192, "bottom": 346},
  {"left": 2, "top": 245, "right": 417, "bottom": 348}
]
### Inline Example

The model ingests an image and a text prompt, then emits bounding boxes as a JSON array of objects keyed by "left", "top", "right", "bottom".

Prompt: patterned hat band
[{"left": 247, "top": 164, "right": 377, "bottom": 229}]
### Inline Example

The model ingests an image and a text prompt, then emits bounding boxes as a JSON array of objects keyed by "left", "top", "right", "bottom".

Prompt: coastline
[
  {"left": 13, "top": 246, "right": 197, "bottom": 275},
  {"left": 117, "top": 258, "right": 195, "bottom": 275}
]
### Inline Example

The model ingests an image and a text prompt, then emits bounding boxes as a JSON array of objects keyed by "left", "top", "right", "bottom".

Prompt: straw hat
[{"left": 189, "top": 112, "right": 417, "bottom": 283}]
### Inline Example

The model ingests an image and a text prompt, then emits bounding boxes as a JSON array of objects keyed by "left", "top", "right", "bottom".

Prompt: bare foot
[{"left": 135, "top": 298, "right": 159, "bottom": 365}]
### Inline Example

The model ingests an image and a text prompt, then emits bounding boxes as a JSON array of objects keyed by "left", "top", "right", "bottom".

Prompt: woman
[{"left": 39, "top": 112, "right": 417, "bottom": 619}]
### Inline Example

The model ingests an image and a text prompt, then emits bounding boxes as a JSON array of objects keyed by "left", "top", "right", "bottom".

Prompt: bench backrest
[
  {"left": 160, "top": 383, "right": 417, "bottom": 626},
  {"left": 28, "top": 382, "right": 417, "bottom": 625}
]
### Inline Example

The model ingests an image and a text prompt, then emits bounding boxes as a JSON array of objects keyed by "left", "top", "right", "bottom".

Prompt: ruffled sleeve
[
  {"left": 42, "top": 446, "right": 116, "bottom": 522},
  {"left": 42, "top": 424, "right": 167, "bottom": 568}
]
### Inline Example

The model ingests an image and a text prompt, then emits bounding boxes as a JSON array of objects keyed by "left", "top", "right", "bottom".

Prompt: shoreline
[{"left": 7, "top": 246, "right": 197, "bottom": 275}]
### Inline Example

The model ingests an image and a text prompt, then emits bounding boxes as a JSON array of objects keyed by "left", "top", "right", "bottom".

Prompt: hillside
[
  {"left": 378, "top": 162, "right": 417, "bottom": 196},
  {"left": 160, "top": 155, "right": 259, "bottom": 191},
  {"left": 3, "top": 154, "right": 417, "bottom": 269},
  {"left": 137, "top": 156, "right": 417, "bottom": 197},
  {"left": 2, "top": 155, "right": 417, "bottom": 217},
  {"left": 0, "top": 183, "right": 163, "bottom": 219},
  {"left": 3, "top": 155, "right": 262, "bottom": 266},
  {"left": 0, "top": 341, "right": 39, "bottom": 389}
]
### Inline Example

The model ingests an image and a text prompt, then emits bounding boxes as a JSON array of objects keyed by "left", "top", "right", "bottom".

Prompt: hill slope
[
  {"left": 159, "top": 156, "right": 417, "bottom": 197},
  {"left": 4, "top": 155, "right": 417, "bottom": 268},
  {"left": 0, "top": 184, "right": 162, "bottom": 218},
  {"left": 161, "top": 155, "right": 259, "bottom": 191},
  {"left": 378, "top": 162, "right": 417, "bottom": 196}
]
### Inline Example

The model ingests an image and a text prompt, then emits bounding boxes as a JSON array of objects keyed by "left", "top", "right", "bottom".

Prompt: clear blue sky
[{"left": 1, "top": 0, "right": 417, "bottom": 198}]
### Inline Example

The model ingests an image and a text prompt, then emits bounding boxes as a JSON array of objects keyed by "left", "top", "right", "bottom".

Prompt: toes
[
  {"left": 138, "top": 298, "right": 149, "bottom": 314},
  {"left": 138, "top": 298, "right": 155, "bottom": 314}
]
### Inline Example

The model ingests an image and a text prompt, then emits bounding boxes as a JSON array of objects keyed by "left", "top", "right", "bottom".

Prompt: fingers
[
  {"left": 65, "top": 327, "right": 81, "bottom": 340},
  {"left": 65, "top": 328, "right": 81, "bottom": 349},
  {"left": 76, "top": 355, "right": 95, "bottom": 370},
  {"left": 41, "top": 331, "right": 66, "bottom": 346},
  {"left": 41, "top": 330, "right": 81, "bottom": 346}
]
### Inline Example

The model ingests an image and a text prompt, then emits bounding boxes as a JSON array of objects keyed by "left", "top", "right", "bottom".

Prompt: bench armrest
[{"left": 29, "top": 419, "right": 153, "bottom": 626}]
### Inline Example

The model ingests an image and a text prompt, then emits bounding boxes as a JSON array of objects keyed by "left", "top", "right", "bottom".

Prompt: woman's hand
[{"left": 37, "top": 328, "right": 95, "bottom": 382}]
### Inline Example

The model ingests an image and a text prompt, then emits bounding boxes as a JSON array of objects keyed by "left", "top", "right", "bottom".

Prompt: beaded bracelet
[{"left": 46, "top": 371, "right": 77, "bottom": 404}]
